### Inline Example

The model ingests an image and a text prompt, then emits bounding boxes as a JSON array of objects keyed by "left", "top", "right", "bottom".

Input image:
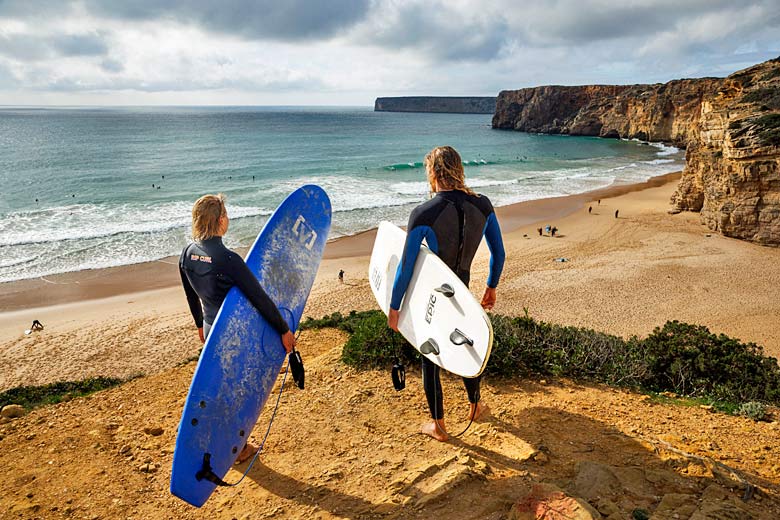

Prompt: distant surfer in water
[
  {"left": 179, "top": 193, "right": 296, "bottom": 462},
  {"left": 388, "top": 146, "right": 505, "bottom": 441}
]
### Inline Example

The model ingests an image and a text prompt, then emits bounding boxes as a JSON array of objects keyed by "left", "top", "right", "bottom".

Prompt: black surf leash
[
  {"left": 390, "top": 333, "right": 406, "bottom": 391},
  {"left": 196, "top": 330, "right": 304, "bottom": 488}
]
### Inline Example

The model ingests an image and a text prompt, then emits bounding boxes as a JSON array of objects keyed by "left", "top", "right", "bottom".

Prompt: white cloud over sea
[{"left": 0, "top": 0, "right": 778, "bottom": 105}]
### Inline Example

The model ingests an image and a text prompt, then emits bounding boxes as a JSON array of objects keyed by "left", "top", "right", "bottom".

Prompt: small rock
[
  {"left": 119, "top": 445, "right": 131, "bottom": 455},
  {"left": 143, "top": 426, "right": 164, "bottom": 436},
  {"left": 1, "top": 404, "right": 25, "bottom": 418},
  {"left": 533, "top": 452, "right": 549, "bottom": 464}
]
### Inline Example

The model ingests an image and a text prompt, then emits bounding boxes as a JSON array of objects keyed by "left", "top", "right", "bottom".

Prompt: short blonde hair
[
  {"left": 424, "top": 146, "right": 476, "bottom": 196},
  {"left": 191, "top": 194, "right": 227, "bottom": 241}
]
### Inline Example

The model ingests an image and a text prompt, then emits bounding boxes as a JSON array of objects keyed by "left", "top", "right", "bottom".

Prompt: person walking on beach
[
  {"left": 338, "top": 269, "right": 345, "bottom": 284},
  {"left": 179, "top": 194, "right": 296, "bottom": 463},
  {"left": 387, "top": 146, "right": 505, "bottom": 442}
]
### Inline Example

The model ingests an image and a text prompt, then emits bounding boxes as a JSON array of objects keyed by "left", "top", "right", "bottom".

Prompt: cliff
[
  {"left": 374, "top": 96, "right": 496, "bottom": 114},
  {"left": 493, "top": 58, "right": 780, "bottom": 246}
]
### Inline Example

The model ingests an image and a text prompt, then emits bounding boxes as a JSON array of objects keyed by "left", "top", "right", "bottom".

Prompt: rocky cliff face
[
  {"left": 493, "top": 58, "right": 780, "bottom": 246},
  {"left": 375, "top": 96, "right": 496, "bottom": 114}
]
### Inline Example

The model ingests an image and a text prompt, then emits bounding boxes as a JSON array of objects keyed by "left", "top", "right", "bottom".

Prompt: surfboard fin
[
  {"left": 420, "top": 338, "right": 440, "bottom": 355},
  {"left": 195, "top": 453, "right": 230, "bottom": 487},
  {"left": 449, "top": 328, "right": 474, "bottom": 347},
  {"left": 434, "top": 283, "right": 455, "bottom": 298},
  {"left": 289, "top": 350, "right": 305, "bottom": 390}
]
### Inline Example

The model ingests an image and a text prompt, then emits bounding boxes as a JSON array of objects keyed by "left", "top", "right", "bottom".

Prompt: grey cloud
[
  {"left": 365, "top": 3, "right": 513, "bottom": 62},
  {"left": 82, "top": 0, "right": 372, "bottom": 41},
  {"left": 100, "top": 58, "right": 124, "bottom": 73},
  {"left": 0, "top": 32, "right": 110, "bottom": 61},
  {"left": 51, "top": 33, "right": 109, "bottom": 57},
  {"left": 0, "top": 0, "right": 71, "bottom": 18},
  {"left": 40, "top": 71, "right": 324, "bottom": 93},
  {"left": 0, "top": 62, "right": 18, "bottom": 88}
]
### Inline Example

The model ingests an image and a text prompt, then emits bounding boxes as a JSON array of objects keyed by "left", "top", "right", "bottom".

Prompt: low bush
[
  {"left": 303, "top": 310, "right": 780, "bottom": 409},
  {"left": 0, "top": 376, "right": 135, "bottom": 410}
]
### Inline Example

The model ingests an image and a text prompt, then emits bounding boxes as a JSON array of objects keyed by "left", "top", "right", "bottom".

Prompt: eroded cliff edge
[{"left": 493, "top": 58, "right": 780, "bottom": 246}]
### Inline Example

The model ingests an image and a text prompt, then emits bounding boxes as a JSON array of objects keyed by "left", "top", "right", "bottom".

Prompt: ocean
[{"left": 0, "top": 106, "right": 684, "bottom": 284}]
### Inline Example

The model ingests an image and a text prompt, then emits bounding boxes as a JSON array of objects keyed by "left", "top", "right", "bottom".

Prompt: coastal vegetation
[
  {"left": 0, "top": 376, "right": 137, "bottom": 411},
  {"left": 302, "top": 310, "right": 780, "bottom": 416},
  {"left": 4, "top": 311, "right": 778, "bottom": 419}
]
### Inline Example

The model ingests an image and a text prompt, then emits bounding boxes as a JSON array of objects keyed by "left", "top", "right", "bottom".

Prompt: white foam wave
[
  {"left": 648, "top": 142, "right": 680, "bottom": 156},
  {"left": 641, "top": 158, "right": 676, "bottom": 165},
  {"left": 0, "top": 202, "right": 271, "bottom": 247}
]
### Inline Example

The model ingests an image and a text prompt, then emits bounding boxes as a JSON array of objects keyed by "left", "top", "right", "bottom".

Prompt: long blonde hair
[
  {"left": 191, "top": 193, "right": 227, "bottom": 241},
  {"left": 424, "top": 146, "right": 476, "bottom": 196}
]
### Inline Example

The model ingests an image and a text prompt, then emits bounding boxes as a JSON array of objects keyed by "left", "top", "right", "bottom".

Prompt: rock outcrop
[
  {"left": 493, "top": 58, "right": 780, "bottom": 246},
  {"left": 375, "top": 96, "right": 496, "bottom": 114}
]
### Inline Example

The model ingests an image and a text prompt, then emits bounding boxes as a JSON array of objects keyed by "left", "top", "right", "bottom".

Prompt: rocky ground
[{"left": 1, "top": 325, "right": 779, "bottom": 519}]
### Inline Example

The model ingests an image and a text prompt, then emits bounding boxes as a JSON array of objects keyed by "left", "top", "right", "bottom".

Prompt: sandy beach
[
  {"left": 2, "top": 173, "right": 780, "bottom": 518},
  {"left": 3, "top": 171, "right": 780, "bottom": 389}
]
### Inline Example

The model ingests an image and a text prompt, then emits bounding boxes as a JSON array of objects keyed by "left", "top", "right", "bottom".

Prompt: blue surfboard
[{"left": 170, "top": 185, "right": 331, "bottom": 507}]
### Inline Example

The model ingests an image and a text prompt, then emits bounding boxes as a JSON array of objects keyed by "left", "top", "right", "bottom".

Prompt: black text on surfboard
[{"left": 425, "top": 294, "right": 437, "bottom": 323}]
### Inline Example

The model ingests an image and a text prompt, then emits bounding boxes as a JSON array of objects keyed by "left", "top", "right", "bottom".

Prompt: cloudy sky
[{"left": 0, "top": 0, "right": 779, "bottom": 106}]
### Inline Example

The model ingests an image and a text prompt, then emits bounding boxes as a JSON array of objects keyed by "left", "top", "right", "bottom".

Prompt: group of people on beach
[{"left": 178, "top": 146, "right": 506, "bottom": 461}]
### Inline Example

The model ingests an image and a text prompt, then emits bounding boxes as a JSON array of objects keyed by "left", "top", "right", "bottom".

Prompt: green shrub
[
  {"left": 738, "top": 401, "right": 768, "bottom": 421},
  {"left": 641, "top": 321, "right": 780, "bottom": 403},
  {"left": 486, "top": 313, "right": 648, "bottom": 386},
  {"left": 0, "top": 376, "right": 133, "bottom": 410},
  {"left": 303, "top": 311, "right": 780, "bottom": 409},
  {"left": 340, "top": 311, "right": 418, "bottom": 369}
]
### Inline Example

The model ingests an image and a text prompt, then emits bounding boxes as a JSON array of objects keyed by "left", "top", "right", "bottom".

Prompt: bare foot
[
  {"left": 420, "top": 420, "right": 449, "bottom": 441},
  {"left": 235, "top": 442, "right": 258, "bottom": 464},
  {"left": 468, "top": 402, "right": 490, "bottom": 422}
]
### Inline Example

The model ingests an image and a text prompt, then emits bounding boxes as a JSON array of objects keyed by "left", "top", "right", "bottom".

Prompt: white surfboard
[{"left": 368, "top": 221, "right": 493, "bottom": 378}]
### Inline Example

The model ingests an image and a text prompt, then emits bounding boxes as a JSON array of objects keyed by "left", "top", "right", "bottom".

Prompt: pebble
[
  {"left": 138, "top": 463, "right": 157, "bottom": 473},
  {"left": 1, "top": 404, "right": 25, "bottom": 418},
  {"left": 143, "top": 427, "right": 164, "bottom": 436}
]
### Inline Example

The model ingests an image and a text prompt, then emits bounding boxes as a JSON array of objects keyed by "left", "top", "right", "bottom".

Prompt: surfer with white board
[
  {"left": 179, "top": 193, "right": 297, "bottom": 462},
  {"left": 388, "top": 146, "right": 505, "bottom": 441}
]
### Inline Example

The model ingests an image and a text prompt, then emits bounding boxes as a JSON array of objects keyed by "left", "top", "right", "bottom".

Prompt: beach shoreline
[{"left": 0, "top": 171, "right": 682, "bottom": 313}]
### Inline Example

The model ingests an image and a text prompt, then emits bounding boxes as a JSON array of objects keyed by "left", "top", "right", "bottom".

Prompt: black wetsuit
[
  {"left": 391, "top": 190, "right": 505, "bottom": 420},
  {"left": 179, "top": 237, "right": 289, "bottom": 336}
]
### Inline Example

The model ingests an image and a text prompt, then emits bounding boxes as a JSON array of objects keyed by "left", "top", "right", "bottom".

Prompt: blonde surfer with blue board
[
  {"left": 172, "top": 186, "right": 330, "bottom": 507},
  {"left": 179, "top": 194, "right": 297, "bottom": 464},
  {"left": 387, "top": 146, "right": 505, "bottom": 441}
]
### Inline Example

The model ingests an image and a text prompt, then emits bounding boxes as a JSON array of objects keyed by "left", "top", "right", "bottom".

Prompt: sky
[{"left": 0, "top": 0, "right": 779, "bottom": 106}]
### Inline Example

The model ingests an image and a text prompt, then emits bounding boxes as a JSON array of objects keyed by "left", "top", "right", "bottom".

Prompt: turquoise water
[{"left": 0, "top": 106, "right": 684, "bottom": 283}]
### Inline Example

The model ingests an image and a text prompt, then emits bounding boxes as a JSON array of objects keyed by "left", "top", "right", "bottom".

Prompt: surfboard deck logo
[
  {"left": 170, "top": 185, "right": 331, "bottom": 508},
  {"left": 368, "top": 221, "right": 493, "bottom": 378}
]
